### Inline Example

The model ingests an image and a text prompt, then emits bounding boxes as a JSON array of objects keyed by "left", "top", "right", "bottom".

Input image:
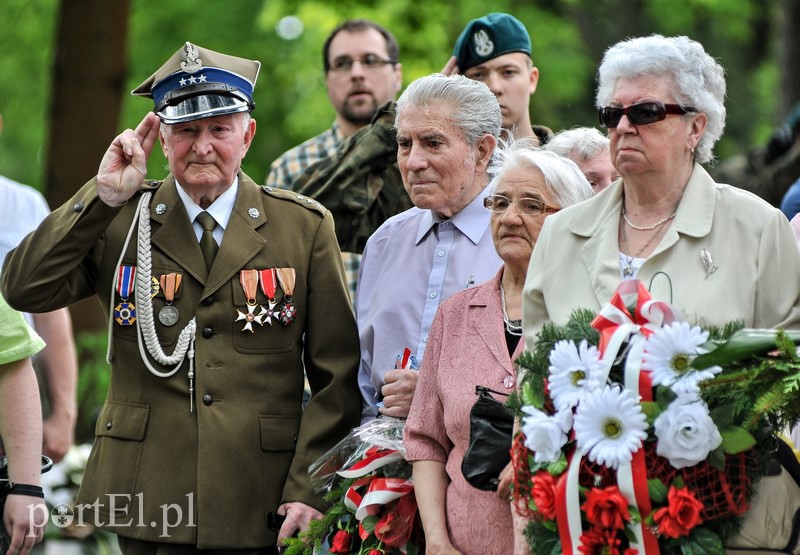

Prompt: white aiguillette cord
[{"left": 107, "top": 192, "right": 198, "bottom": 411}]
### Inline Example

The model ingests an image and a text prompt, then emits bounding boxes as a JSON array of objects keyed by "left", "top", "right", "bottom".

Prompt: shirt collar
[
  {"left": 414, "top": 179, "right": 494, "bottom": 245},
  {"left": 176, "top": 176, "right": 239, "bottom": 230}
]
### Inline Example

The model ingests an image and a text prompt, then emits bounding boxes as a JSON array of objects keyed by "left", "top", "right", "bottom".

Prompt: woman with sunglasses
[
  {"left": 521, "top": 34, "right": 800, "bottom": 552},
  {"left": 404, "top": 144, "right": 592, "bottom": 555}
]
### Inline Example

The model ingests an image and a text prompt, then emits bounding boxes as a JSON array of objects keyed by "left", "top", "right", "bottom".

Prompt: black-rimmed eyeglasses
[
  {"left": 483, "top": 195, "right": 560, "bottom": 217},
  {"left": 598, "top": 101, "right": 695, "bottom": 128},
  {"left": 329, "top": 54, "right": 396, "bottom": 72}
]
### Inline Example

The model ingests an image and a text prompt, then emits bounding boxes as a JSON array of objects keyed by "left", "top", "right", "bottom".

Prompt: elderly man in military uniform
[{"left": 2, "top": 42, "right": 361, "bottom": 554}]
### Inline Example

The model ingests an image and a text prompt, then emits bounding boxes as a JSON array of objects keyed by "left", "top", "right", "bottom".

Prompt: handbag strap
[{"left": 475, "top": 385, "right": 509, "bottom": 398}]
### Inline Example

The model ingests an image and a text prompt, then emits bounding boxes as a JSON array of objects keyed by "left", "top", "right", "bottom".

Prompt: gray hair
[
  {"left": 545, "top": 127, "right": 610, "bottom": 163},
  {"left": 493, "top": 139, "right": 594, "bottom": 208},
  {"left": 595, "top": 34, "right": 726, "bottom": 164},
  {"left": 395, "top": 73, "right": 501, "bottom": 146}
]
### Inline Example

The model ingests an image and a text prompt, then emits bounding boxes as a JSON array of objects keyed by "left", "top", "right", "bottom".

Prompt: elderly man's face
[
  {"left": 160, "top": 112, "right": 255, "bottom": 201},
  {"left": 396, "top": 101, "right": 495, "bottom": 218}
]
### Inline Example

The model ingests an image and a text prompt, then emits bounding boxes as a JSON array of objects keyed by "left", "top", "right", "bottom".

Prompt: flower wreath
[{"left": 509, "top": 280, "right": 800, "bottom": 554}]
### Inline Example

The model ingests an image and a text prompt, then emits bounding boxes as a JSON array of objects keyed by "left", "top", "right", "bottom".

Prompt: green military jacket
[{"left": 1, "top": 172, "right": 361, "bottom": 548}]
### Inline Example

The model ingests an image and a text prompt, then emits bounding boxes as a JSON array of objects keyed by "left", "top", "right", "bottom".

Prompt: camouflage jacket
[{"left": 293, "top": 100, "right": 412, "bottom": 254}]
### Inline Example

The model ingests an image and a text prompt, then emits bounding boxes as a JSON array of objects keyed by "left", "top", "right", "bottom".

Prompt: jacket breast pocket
[
  {"left": 77, "top": 401, "right": 150, "bottom": 520},
  {"left": 231, "top": 279, "right": 297, "bottom": 354}
]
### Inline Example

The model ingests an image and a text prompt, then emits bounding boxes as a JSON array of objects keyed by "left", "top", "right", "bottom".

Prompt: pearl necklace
[{"left": 500, "top": 285, "right": 522, "bottom": 336}]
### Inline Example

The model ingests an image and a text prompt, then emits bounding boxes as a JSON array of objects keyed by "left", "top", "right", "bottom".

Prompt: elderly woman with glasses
[
  {"left": 524, "top": 34, "right": 800, "bottom": 338},
  {"left": 522, "top": 34, "right": 800, "bottom": 552},
  {"left": 403, "top": 144, "right": 592, "bottom": 555}
]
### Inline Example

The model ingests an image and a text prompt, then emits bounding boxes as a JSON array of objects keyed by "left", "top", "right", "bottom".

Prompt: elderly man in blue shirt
[{"left": 356, "top": 73, "right": 503, "bottom": 423}]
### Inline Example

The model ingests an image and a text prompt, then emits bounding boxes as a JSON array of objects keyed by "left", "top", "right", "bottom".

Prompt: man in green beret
[
  {"left": 444, "top": 12, "right": 552, "bottom": 145},
  {"left": 2, "top": 41, "right": 361, "bottom": 554}
]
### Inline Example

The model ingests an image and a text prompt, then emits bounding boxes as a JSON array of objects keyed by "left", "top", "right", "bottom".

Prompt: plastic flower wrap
[
  {"left": 284, "top": 417, "right": 424, "bottom": 555},
  {"left": 510, "top": 280, "right": 800, "bottom": 554}
]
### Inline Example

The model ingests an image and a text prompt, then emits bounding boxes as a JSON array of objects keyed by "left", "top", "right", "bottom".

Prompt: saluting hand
[
  {"left": 97, "top": 112, "right": 161, "bottom": 206},
  {"left": 440, "top": 55, "right": 460, "bottom": 76}
]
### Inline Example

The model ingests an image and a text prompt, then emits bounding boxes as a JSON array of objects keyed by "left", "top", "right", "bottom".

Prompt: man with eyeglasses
[
  {"left": 444, "top": 13, "right": 552, "bottom": 145},
  {"left": 266, "top": 19, "right": 403, "bottom": 190}
]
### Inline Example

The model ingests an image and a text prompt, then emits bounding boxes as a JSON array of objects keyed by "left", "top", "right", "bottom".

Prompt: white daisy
[
  {"left": 548, "top": 339, "right": 604, "bottom": 411},
  {"left": 642, "top": 322, "right": 722, "bottom": 394},
  {"left": 573, "top": 385, "right": 648, "bottom": 469}
]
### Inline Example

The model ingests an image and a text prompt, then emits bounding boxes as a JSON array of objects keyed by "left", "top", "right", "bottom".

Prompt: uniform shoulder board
[
  {"left": 260, "top": 185, "right": 326, "bottom": 215},
  {"left": 142, "top": 180, "right": 163, "bottom": 190}
]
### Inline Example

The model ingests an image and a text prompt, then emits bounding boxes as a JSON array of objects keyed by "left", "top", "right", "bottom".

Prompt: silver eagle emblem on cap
[
  {"left": 472, "top": 30, "right": 494, "bottom": 57},
  {"left": 180, "top": 42, "right": 203, "bottom": 73}
]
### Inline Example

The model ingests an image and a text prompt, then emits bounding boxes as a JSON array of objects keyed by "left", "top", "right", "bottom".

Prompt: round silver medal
[{"left": 159, "top": 305, "right": 180, "bottom": 327}]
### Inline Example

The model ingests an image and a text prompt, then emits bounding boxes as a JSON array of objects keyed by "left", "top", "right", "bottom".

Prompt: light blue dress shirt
[{"left": 355, "top": 188, "right": 503, "bottom": 422}]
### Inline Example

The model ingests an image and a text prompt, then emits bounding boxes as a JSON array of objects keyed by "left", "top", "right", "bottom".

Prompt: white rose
[
  {"left": 654, "top": 395, "right": 722, "bottom": 469},
  {"left": 521, "top": 406, "right": 572, "bottom": 463}
]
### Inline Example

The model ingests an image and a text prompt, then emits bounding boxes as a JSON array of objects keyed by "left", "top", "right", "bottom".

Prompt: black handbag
[{"left": 461, "top": 385, "right": 514, "bottom": 491}]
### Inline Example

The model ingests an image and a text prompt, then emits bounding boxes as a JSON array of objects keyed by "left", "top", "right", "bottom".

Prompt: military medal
[
  {"left": 114, "top": 265, "right": 137, "bottom": 326},
  {"left": 236, "top": 269, "right": 265, "bottom": 332},
  {"left": 276, "top": 268, "right": 297, "bottom": 326},
  {"left": 158, "top": 273, "right": 182, "bottom": 326},
  {"left": 150, "top": 276, "right": 160, "bottom": 298},
  {"left": 258, "top": 268, "right": 278, "bottom": 325}
]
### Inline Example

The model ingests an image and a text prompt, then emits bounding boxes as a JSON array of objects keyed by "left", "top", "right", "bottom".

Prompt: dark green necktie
[{"left": 196, "top": 212, "right": 218, "bottom": 270}]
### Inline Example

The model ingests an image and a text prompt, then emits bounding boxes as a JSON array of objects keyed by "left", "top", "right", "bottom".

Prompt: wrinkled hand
[
  {"left": 496, "top": 461, "right": 514, "bottom": 502},
  {"left": 440, "top": 56, "right": 460, "bottom": 76},
  {"left": 3, "top": 496, "right": 46, "bottom": 555},
  {"left": 96, "top": 112, "right": 160, "bottom": 206},
  {"left": 379, "top": 369, "right": 418, "bottom": 418},
  {"left": 276, "top": 501, "right": 322, "bottom": 546}
]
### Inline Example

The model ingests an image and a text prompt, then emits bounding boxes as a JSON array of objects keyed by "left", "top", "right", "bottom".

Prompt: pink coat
[{"left": 404, "top": 268, "right": 519, "bottom": 554}]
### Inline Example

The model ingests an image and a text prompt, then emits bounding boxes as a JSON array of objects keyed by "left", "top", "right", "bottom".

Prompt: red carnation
[
  {"left": 531, "top": 471, "right": 558, "bottom": 520},
  {"left": 653, "top": 485, "right": 704, "bottom": 538},
  {"left": 374, "top": 493, "right": 417, "bottom": 548},
  {"left": 330, "top": 529, "right": 355, "bottom": 553},
  {"left": 581, "top": 486, "right": 631, "bottom": 531}
]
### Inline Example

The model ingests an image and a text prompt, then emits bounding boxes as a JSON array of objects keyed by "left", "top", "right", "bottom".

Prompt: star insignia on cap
[
  {"left": 248, "top": 207, "right": 260, "bottom": 219},
  {"left": 198, "top": 74, "right": 207, "bottom": 83},
  {"left": 155, "top": 203, "right": 167, "bottom": 215},
  {"left": 179, "top": 78, "right": 188, "bottom": 87},
  {"left": 187, "top": 76, "right": 197, "bottom": 85}
]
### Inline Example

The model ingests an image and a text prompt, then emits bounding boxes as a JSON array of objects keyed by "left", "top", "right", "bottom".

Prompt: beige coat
[
  {"left": 523, "top": 162, "right": 800, "bottom": 347},
  {"left": 1, "top": 173, "right": 361, "bottom": 548}
]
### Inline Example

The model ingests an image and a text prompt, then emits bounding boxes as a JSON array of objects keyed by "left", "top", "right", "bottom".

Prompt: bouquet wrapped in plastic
[{"left": 284, "top": 416, "right": 424, "bottom": 554}]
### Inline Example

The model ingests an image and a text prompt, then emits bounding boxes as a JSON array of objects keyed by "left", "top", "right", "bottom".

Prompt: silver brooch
[
  {"left": 700, "top": 248, "right": 717, "bottom": 278},
  {"left": 248, "top": 207, "right": 260, "bottom": 219},
  {"left": 155, "top": 203, "right": 167, "bottom": 215}
]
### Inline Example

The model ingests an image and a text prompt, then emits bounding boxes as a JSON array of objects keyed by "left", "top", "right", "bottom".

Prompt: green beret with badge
[{"left": 452, "top": 12, "right": 532, "bottom": 72}]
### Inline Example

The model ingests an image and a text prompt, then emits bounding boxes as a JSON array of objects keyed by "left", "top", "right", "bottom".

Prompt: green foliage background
[{"left": 0, "top": 0, "right": 786, "bottom": 192}]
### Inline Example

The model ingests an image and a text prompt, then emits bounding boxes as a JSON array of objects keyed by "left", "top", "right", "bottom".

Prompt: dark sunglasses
[{"left": 598, "top": 101, "right": 695, "bottom": 128}]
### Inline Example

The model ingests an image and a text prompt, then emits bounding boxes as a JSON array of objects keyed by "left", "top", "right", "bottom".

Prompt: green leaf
[
  {"left": 656, "top": 386, "right": 677, "bottom": 410},
  {"left": 673, "top": 475, "right": 685, "bottom": 489},
  {"left": 522, "top": 381, "right": 544, "bottom": 409},
  {"left": 709, "top": 403, "right": 736, "bottom": 428},
  {"left": 360, "top": 515, "right": 379, "bottom": 533},
  {"left": 694, "top": 329, "right": 800, "bottom": 369},
  {"left": 720, "top": 426, "right": 757, "bottom": 454},
  {"left": 640, "top": 401, "right": 662, "bottom": 425},
  {"left": 707, "top": 445, "right": 726, "bottom": 471},
  {"left": 546, "top": 452, "right": 568, "bottom": 475},
  {"left": 689, "top": 526, "right": 725, "bottom": 555},
  {"left": 648, "top": 478, "right": 668, "bottom": 503}
]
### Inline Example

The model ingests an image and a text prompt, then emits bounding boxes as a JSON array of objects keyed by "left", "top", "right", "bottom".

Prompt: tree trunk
[
  {"left": 778, "top": 0, "right": 800, "bottom": 119},
  {"left": 45, "top": 0, "right": 130, "bottom": 333}
]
